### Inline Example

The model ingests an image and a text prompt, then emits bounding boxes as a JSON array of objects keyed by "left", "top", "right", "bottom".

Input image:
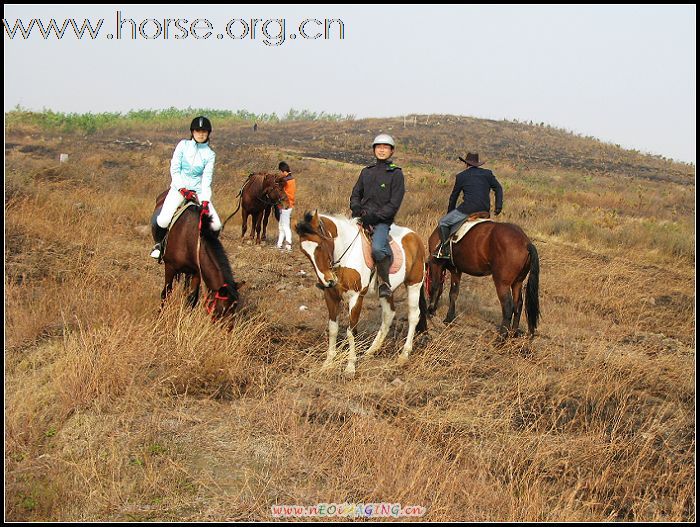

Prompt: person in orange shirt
[{"left": 276, "top": 161, "right": 296, "bottom": 252}]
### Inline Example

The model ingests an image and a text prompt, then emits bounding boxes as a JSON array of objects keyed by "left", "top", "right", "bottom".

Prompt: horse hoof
[
  {"left": 397, "top": 355, "right": 409, "bottom": 366},
  {"left": 321, "top": 360, "right": 334, "bottom": 371},
  {"left": 343, "top": 366, "right": 356, "bottom": 379}
]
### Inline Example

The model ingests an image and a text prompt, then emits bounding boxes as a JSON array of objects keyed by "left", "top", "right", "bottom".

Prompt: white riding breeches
[{"left": 156, "top": 187, "right": 222, "bottom": 231}]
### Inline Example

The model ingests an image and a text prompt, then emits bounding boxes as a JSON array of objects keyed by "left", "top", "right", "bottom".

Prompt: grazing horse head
[
  {"left": 295, "top": 210, "right": 428, "bottom": 378},
  {"left": 240, "top": 172, "right": 289, "bottom": 243},
  {"left": 153, "top": 192, "right": 244, "bottom": 322},
  {"left": 199, "top": 215, "right": 244, "bottom": 320}
]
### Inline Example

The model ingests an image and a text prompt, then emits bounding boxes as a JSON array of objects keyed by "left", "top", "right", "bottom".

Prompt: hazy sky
[{"left": 3, "top": 4, "right": 696, "bottom": 163}]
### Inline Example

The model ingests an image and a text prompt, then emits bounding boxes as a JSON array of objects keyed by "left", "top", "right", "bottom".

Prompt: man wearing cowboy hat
[{"left": 434, "top": 152, "right": 503, "bottom": 260}]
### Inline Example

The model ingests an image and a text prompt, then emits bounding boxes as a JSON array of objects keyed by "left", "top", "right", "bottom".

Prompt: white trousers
[
  {"left": 277, "top": 208, "right": 293, "bottom": 247},
  {"left": 156, "top": 187, "right": 221, "bottom": 230}
]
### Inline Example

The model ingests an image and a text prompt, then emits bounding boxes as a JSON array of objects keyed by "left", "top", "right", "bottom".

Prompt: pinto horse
[
  {"left": 152, "top": 191, "right": 243, "bottom": 320},
  {"left": 235, "top": 172, "right": 288, "bottom": 243},
  {"left": 296, "top": 211, "right": 428, "bottom": 378},
  {"left": 426, "top": 220, "right": 540, "bottom": 337}
]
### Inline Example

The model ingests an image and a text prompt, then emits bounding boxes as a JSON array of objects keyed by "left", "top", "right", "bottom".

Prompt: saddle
[
  {"left": 151, "top": 200, "right": 198, "bottom": 263},
  {"left": 450, "top": 211, "right": 492, "bottom": 244},
  {"left": 359, "top": 226, "right": 404, "bottom": 275}
]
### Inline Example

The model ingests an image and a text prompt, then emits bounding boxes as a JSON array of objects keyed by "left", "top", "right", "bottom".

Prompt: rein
[
  {"left": 318, "top": 218, "right": 361, "bottom": 268},
  {"left": 221, "top": 174, "right": 254, "bottom": 232}
]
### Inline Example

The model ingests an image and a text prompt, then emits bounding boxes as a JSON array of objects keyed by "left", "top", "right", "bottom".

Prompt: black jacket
[
  {"left": 448, "top": 167, "right": 503, "bottom": 215},
  {"left": 350, "top": 160, "right": 405, "bottom": 224}
]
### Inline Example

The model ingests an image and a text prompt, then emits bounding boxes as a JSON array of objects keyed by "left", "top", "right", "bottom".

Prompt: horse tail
[
  {"left": 220, "top": 193, "right": 243, "bottom": 233},
  {"left": 416, "top": 282, "right": 429, "bottom": 333},
  {"left": 525, "top": 243, "right": 540, "bottom": 335}
]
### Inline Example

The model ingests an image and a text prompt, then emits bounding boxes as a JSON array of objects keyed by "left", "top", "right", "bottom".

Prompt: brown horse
[
  {"left": 296, "top": 211, "right": 428, "bottom": 378},
  {"left": 426, "top": 221, "right": 540, "bottom": 337},
  {"left": 237, "top": 172, "right": 288, "bottom": 243},
  {"left": 152, "top": 191, "right": 243, "bottom": 320}
]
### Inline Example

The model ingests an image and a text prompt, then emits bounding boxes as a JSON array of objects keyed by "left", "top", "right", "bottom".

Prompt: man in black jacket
[
  {"left": 435, "top": 152, "right": 503, "bottom": 259},
  {"left": 350, "top": 134, "right": 405, "bottom": 298}
]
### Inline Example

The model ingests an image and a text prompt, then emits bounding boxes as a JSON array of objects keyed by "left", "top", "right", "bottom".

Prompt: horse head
[
  {"left": 262, "top": 173, "right": 288, "bottom": 207},
  {"left": 199, "top": 214, "right": 245, "bottom": 319},
  {"left": 295, "top": 210, "right": 338, "bottom": 288},
  {"left": 204, "top": 280, "right": 244, "bottom": 320}
]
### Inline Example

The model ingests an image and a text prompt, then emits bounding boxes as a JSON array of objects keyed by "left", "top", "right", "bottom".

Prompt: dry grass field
[{"left": 4, "top": 113, "right": 695, "bottom": 521}]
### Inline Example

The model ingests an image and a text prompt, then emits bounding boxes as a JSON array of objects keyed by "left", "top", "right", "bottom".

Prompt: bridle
[{"left": 311, "top": 218, "right": 360, "bottom": 289}]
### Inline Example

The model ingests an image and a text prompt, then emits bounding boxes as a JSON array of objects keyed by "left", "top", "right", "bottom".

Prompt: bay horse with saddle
[
  {"left": 222, "top": 172, "right": 288, "bottom": 243},
  {"left": 426, "top": 211, "right": 540, "bottom": 338},
  {"left": 296, "top": 211, "right": 428, "bottom": 378},
  {"left": 151, "top": 190, "right": 243, "bottom": 321}
]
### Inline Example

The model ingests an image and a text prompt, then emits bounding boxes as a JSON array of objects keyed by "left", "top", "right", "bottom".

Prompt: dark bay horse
[
  {"left": 426, "top": 221, "right": 540, "bottom": 337},
  {"left": 237, "top": 172, "right": 288, "bottom": 243},
  {"left": 152, "top": 191, "right": 243, "bottom": 321}
]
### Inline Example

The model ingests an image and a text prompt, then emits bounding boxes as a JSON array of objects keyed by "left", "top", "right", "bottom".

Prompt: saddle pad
[
  {"left": 451, "top": 218, "right": 492, "bottom": 244},
  {"left": 155, "top": 201, "right": 198, "bottom": 263},
  {"left": 360, "top": 227, "right": 404, "bottom": 274},
  {"left": 168, "top": 201, "right": 198, "bottom": 230}
]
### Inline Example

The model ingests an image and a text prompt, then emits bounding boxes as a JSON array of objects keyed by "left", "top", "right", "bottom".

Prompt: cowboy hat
[{"left": 458, "top": 152, "right": 485, "bottom": 167}]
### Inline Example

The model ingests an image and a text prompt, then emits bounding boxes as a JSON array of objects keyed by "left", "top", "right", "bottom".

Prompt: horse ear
[{"left": 311, "top": 210, "right": 320, "bottom": 228}]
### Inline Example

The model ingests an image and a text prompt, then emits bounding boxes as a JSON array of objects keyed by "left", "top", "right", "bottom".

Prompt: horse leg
[
  {"left": 187, "top": 274, "right": 201, "bottom": 308},
  {"left": 427, "top": 262, "right": 446, "bottom": 316},
  {"left": 494, "top": 280, "right": 515, "bottom": 338},
  {"left": 322, "top": 289, "right": 341, "bottom": 370},
  {"left": 511, "top": 280, "right": 524, "bottom": 336},
  {"left": 344, "top": 291, "right": 364, "bottom": 378},
  {"left": 399, "top": 282, "right": 423, "bottom": 364},
  {"left": 253, "top": 211, "right": 262, "bottom": 243},
  {"left": 161, "top": 265, "right": 177, "bottom": 308},
  {"left": 365, "top": 296, "right": 396, "bottom": 358},
  {"left": 444, "top": 270, "right": 462, "bottom": 324},
  {"left": 241, "top": 210, "right": 249, "bottom": 239},
  {"left": 261, "top": 206, "right": 271, "bottom": 242}
]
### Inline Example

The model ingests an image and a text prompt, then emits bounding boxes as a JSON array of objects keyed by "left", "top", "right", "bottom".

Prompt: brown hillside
[{"left": 4, "top": 117, "right": 695, "bottom": 522}]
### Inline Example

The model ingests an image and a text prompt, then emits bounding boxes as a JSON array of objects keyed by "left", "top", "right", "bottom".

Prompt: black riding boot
[
  {"left": 376, "top": 257, "right": 393, "bottom": 299},
  {"left": 436, "top": 225, "right": 452, "bottom": 260},
  {"left": 150, "top": 225, "right": 168, "bottom": 259}
]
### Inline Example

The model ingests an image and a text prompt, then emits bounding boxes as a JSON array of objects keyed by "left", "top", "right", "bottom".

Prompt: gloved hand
[
  {"left": 495, "top": 208, "right": 502, "bottom": 216},
  {"left": 361, "top": 212, "right": 380, "bottom": 226},
  {"left": 201, "top": 201, "right": 210, "bottom": 216},
  {"left": 179, "top": 188, "right": 198, "bottom": 202}
]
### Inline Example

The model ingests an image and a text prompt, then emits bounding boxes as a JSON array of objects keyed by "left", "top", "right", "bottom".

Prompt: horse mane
[
  {"left": 295, "top": 211, "right": 357, "bottom": 237},
  {"left": 295, "top": 211, "right": 318, "bottom": 236},
  {"left": 200, "top": 212, "right": 238, "bottom": 293}
]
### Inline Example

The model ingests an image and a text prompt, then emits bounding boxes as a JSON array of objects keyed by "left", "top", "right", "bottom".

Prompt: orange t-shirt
[{"left": 283, "top": 178, "right": 296, "bottom": 208}]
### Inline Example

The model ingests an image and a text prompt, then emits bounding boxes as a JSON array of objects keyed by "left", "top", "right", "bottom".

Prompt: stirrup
[
  {"left": 378, "top": 283, "right": 392, "bottom": 299},
  {"left": 434, "top": 244, "right": 450, "bottom": 260}
]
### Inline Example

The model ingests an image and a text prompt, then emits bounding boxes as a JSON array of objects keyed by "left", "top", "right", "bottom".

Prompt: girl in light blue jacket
[{"left": 151, "top": 116, "right": 221, "bottom": 259}]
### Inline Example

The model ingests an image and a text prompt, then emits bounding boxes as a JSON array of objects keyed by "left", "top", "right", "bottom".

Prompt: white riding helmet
[{"left": 372, "top": 133, "right": 395, "bottom": 148}]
